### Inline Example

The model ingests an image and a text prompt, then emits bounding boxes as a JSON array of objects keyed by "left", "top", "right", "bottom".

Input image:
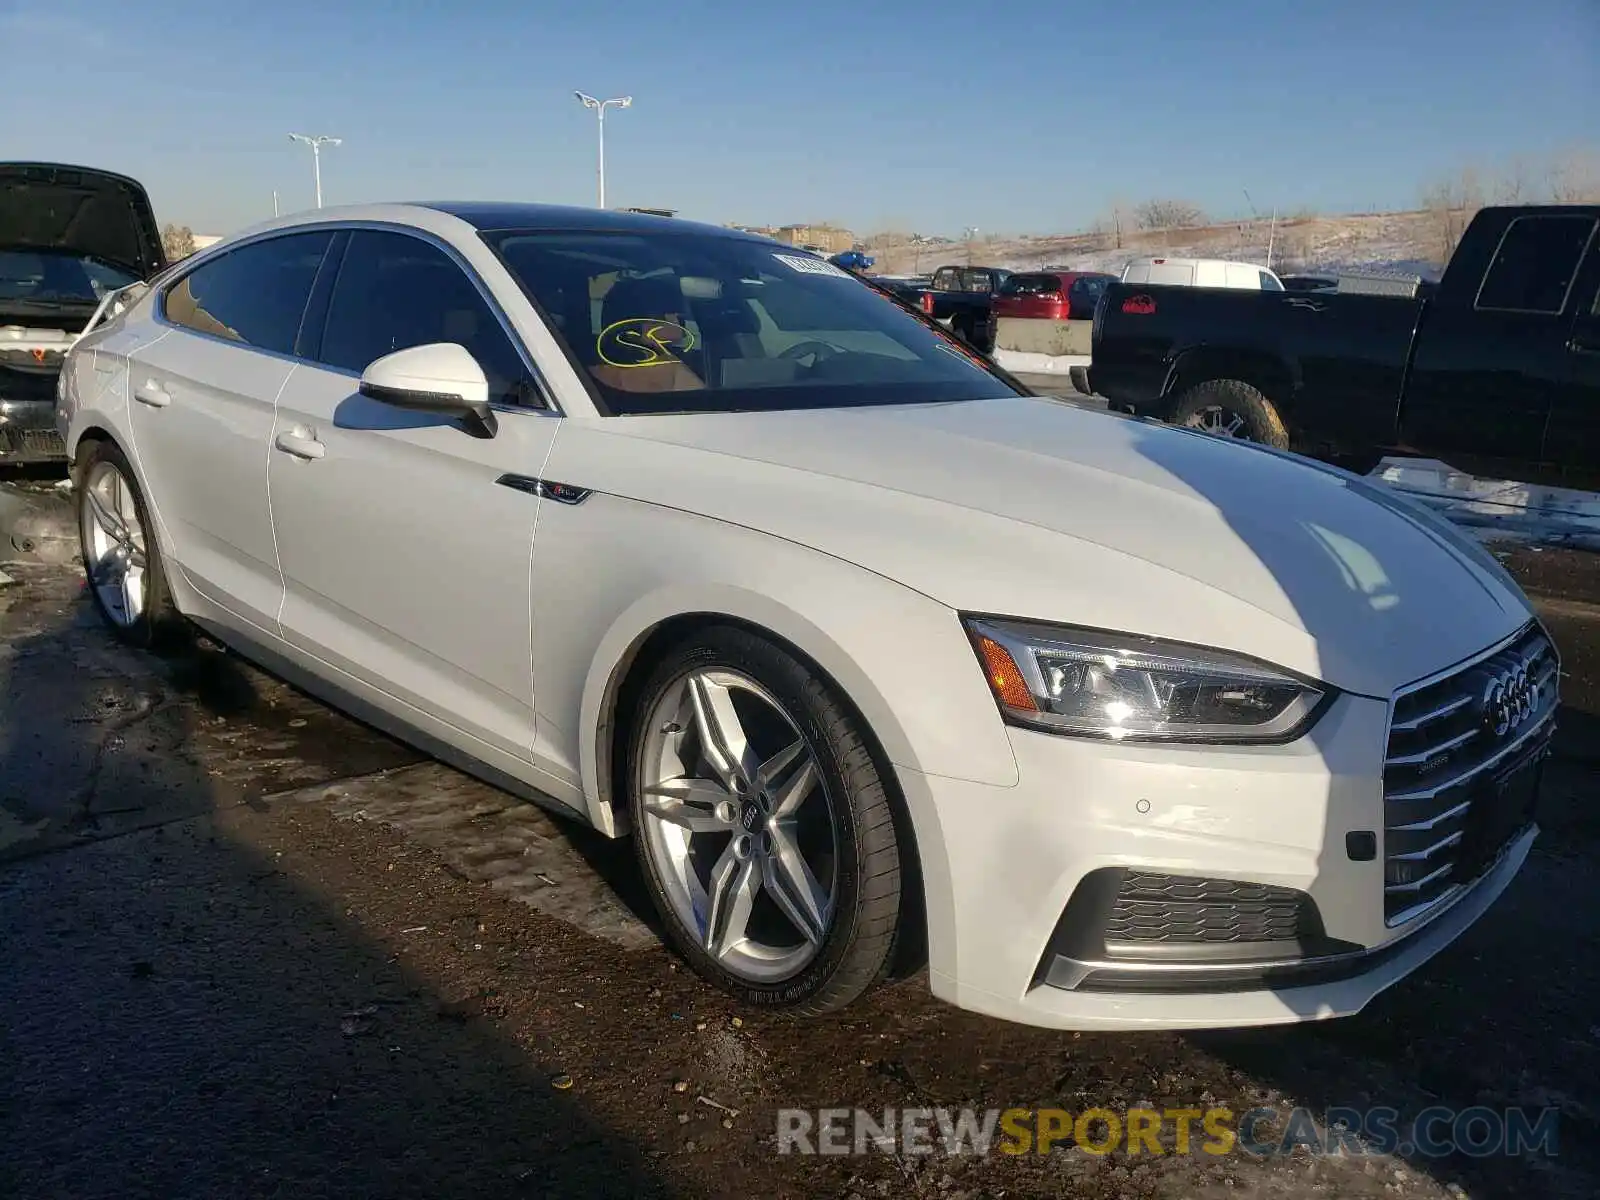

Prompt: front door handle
[
  {"left": 274, "top": 429, "right": 325, "bottom": 460},
  {"left": 1570, "top": 336, "right": 1600, "bottom": 357},
  {"left": 133, "top": 379, "right": 171, "bottom": 407}
]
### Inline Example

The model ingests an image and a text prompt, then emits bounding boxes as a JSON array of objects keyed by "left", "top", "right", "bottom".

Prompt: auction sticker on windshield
[{"left": 773, "top": 254, "right": 852, "bottom": 278}]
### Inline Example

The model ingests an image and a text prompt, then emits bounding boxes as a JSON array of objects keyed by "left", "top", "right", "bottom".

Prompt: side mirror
[{"left": 358, "top": 342, "right": 498, "bottom": 438}]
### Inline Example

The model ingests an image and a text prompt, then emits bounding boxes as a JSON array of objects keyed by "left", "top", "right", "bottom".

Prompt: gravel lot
[{"left": 2, "top": 491, "right": 1596, "bottom": 1200}]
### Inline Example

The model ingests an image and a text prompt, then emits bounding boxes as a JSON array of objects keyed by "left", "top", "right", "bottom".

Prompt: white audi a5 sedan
[{"left": 57, "top": 204, "right": 1558, "bottom": 1030}]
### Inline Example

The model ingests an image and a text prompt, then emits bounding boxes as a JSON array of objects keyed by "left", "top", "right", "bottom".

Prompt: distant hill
[{"left": 870, "top": 209, "right": 1453, "bottom": 280}]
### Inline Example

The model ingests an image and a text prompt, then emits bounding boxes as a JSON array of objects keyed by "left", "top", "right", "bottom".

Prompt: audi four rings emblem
[{"left": 1482, "top": 666, "right": 1537, "bottom": 738}]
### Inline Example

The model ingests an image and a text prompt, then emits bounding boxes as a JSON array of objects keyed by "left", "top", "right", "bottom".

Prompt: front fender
[{"left": 528, "top": 493, "right": 1021, "bottom": 839}]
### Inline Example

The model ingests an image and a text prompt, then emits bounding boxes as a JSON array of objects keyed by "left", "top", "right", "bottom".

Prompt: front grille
[
  {"left": 1383, "top": 624, "right": 1558, "bottom": 925},
  {"left": 1105, "top": 870, "right": 1318, "bottom": 945},
  {"left": 0, "top": 426, "right": 65, "bottom": 459}
]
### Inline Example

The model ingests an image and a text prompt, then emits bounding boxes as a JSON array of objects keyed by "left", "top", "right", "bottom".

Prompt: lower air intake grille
[
  {"left": 1105, "top": 871, "right": 1318, "bottom": 945},
  {"left": 0, "top": 427, "right": 65, "bottom": 460}
]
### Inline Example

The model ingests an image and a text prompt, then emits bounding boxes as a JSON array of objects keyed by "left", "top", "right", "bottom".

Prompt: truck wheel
[{"left": 1169, "top": 380, "right": 1291, "bottom": 449}]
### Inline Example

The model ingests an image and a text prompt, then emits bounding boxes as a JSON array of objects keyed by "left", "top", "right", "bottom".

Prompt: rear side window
[
  {"left": 1259, "top": 271, "right": 1284, "bottom": 291},
  {"left": 931, "top": 267, "right": 959, "bottom": 291},
  {"left": 1002, "top": 274, "right": 1064, "bottom": 296},
  {"left": 1069, "top": 275, "right": 1111, "bottom": 306},
  {"left": 1476, "top": 216, "right": 1596, "bottom": 314},
  {"left": 163, "top": 231, "right": 334, "bottom": 354},
  {"left": 315, "top": 230, "right": 530, "bottom": 404}
]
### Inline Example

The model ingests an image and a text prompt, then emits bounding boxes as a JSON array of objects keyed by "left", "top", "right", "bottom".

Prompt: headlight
[{"left": 965, "top": 617, "right": 1329, "bottom": 744}]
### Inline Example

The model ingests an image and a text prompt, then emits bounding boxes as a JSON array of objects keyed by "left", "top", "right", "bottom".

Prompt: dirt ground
[{"left": 2, "top": 540, "right": 1597, "bottom": 1200}]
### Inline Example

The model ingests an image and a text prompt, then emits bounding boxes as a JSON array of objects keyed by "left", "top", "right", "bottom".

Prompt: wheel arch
[
  {"left": 579, "top": 586, "right": 930, "bottom": 838},
  {"left": 1160, "top": 347, "right": 1301, "bottom": 415},
  {"left": 579, "top": 590, "right": 944, "bottom": 980}
]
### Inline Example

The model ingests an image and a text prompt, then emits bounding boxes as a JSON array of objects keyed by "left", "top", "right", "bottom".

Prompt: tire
[
  {"left": 1168, "top": 378, "right": 1291, "bottom": 449},
  {"left": 75, "top": 439, "right": 184, "bottom": 650},
  {"left": 626, "top": 625, "right": 903, "bottom": 1014}
]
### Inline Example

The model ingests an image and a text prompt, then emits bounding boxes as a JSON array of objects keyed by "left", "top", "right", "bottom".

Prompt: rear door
[
  {"left": 129, "top": 230, "right": 334, "bottom": 631},
  {"left": 1401, "top": 212, "right": 1596, "bottom": 468},
  {"left": 1542, "top": 227, "right": 1600, "bottom": 476},
  {"left": 268, "top": 227, "right": 559, "bottom": 767}
]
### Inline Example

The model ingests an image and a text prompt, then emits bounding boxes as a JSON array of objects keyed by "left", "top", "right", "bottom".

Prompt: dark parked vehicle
[
  {"left": 992, "top": 271, "right": 1116, "bottom": 321},
  {"left": 1, "top": 162, "right": 164, "bottom": 464},
  {"left": 1081, "top": 205, "right": 1600, "bottom": 487},
  {"left": 895, "top": 264, "right": 1011, "bottom": 352}
]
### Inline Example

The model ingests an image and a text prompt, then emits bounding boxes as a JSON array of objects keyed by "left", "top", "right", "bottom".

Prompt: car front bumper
[
  {"left": 0, "top": 396, "right": 67, "bottom": 463},
  {"left": 901, "top": 689, "right": 1539, "bottom": 1030}
]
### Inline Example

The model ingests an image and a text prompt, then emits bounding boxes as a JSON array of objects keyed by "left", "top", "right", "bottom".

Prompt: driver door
[{"left": 267, "top": 228, "right": 560, "bottom": 770}]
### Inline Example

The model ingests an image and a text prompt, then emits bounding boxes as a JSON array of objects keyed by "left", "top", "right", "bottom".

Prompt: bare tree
[
  {"left": 1494, "top": 156, "right": 1531, "bottom": 204},
  {"left": 1134, "top": 199, "right": 1206, "bottom": 231},
  {"left": 1547, "top": 148, "right": 1600, "bottom": 203},
  {"left": 1420, "top": 168, "right": 1485, "bottom": 264},
  {"left": 161, "top": 224, "right": 196, "bottom": 261}
]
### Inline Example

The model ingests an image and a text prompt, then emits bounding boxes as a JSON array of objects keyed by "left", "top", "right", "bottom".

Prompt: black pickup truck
[
  {"left": 1081, "top": 205, "right": 1600, "bottom": 488},
  {"left": 897, "top": 264, "right": 1011, "bottom": 352}
]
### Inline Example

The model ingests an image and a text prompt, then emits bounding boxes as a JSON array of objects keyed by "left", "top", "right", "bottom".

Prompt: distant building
[
  {"left": 191, "top": 235, "right": 222, "bottom": 251},
  {"left": 773, "top": 224, "right": 855, "bottom": 253}
]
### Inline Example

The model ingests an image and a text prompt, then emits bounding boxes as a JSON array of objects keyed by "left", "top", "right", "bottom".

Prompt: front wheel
[
  {"left": 626, "top": 627, "right": 903, "bottom": 1013},
  {"left": 1169, "top": 379, "right": 1291, "bottom": 449}
]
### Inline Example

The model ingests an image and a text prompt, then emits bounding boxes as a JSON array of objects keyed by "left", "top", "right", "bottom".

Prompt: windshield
[
  {"left": 0, "top": 249, "right": 139, "bottom": 305},
  {"left": 483, "top": 230, "right": 1020, "bottom": 416},
  {"left": 1001, "top": 273, "right": 1064, "bottom": 296}
]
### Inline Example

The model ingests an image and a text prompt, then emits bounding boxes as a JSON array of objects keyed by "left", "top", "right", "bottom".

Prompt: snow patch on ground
[{"left": 1369, "top": 459, "right": 1600, "bottom": 551}]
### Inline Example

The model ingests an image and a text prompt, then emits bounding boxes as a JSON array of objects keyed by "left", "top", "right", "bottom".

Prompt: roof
[
  {"left": 189, "top": 202, "right": 781, "bottom": 269},
  {"left": 418, "top": 202, "right": 738, "bottom": 238}
]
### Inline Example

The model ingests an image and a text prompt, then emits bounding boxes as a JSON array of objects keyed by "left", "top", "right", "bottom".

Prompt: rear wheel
[
  {"left": 76, "top": 440, "right": 182, "bottom": 649},
  {"left": 626, "top": 626, "right": 902, "bottom": 1013},
  {"left": 1169, "top": 379, "right": 1290, "bottom": 449}
]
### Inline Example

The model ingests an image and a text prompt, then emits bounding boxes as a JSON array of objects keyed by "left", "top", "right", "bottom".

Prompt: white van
[{"left": 1120, "top": 257, "right": 1284, "bottom": 291}]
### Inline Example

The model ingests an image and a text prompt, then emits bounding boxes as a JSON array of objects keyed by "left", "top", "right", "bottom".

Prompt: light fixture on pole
[
  {"left": 574, "top": 92, "right": 631, "bottom": 209},
  {"left": 288, "top": 133, "right": 342, "bottom": 209}
]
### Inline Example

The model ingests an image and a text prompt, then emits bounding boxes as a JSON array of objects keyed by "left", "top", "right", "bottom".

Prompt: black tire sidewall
[{"left": 626, "top": 630, "right": 878, "bottom": 1008}]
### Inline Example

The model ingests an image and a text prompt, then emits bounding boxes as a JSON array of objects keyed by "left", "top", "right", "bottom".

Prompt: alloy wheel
[
  {"left": 80, "top": 461, "right": 148, "bottom": 628},
  {"left": 638, "top": 668, "right": 839, "bottom": 983},
  {"left": 1182, "top": 404, "right": 1249, "bottom": 438}
]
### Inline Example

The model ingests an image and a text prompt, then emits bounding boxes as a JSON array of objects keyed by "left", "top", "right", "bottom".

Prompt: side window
[
  {"left": 163, "top": 231, "right": 334, "bottom": 354},
  {"left": 932, "top": 267, "right": 957, "bottom": 292},
  {"left": 1476, "top": 216, "right": 1596, "bottom": 315},
  {"left": 317, "top": 230, "right": 530, "bottom": 404}
]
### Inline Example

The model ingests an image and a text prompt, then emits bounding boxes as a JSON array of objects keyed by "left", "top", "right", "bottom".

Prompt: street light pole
[
  {"left": 288, "top": 133, "right": 342, "bottom": 209},
  {"left": 574, "top": 92, "right": 632, "bottom": 209}
]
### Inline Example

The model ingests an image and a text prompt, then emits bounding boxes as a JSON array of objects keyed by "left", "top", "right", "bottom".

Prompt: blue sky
[{"left": 5, "top": 0, "right": 1595, "bottom": 237}]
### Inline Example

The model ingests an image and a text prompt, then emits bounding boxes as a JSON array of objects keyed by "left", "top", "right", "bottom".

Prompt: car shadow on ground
[{"left": 0, "top": 593, "right": 679, "bottom": 1199}]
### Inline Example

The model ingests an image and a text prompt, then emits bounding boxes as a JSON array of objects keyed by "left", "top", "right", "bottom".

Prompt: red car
[{"left": 992, "top": 270, "right": 1116, "bottom": 321}]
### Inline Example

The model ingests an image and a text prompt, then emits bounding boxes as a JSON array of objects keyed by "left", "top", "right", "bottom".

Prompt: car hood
[
  {"left": 0, "top": 162, "right": 165, "bottom": 281},
  {"left": 559, "top": 396, "right": 1533, "bottom": 697}
]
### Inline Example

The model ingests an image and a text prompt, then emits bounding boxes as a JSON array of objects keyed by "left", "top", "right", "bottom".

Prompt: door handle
[
  {"left": 1570, "top": 336, "right": 1600, "bottom": 357},
  {"left": 1286, "top": 298, "right": 1326, "bottom": 312},
  {"left": 274, "top": 429, "right": 325, "bottom": 460},
  {"left": 133, "top": 379, "right": 171, "bottom": 407}
]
